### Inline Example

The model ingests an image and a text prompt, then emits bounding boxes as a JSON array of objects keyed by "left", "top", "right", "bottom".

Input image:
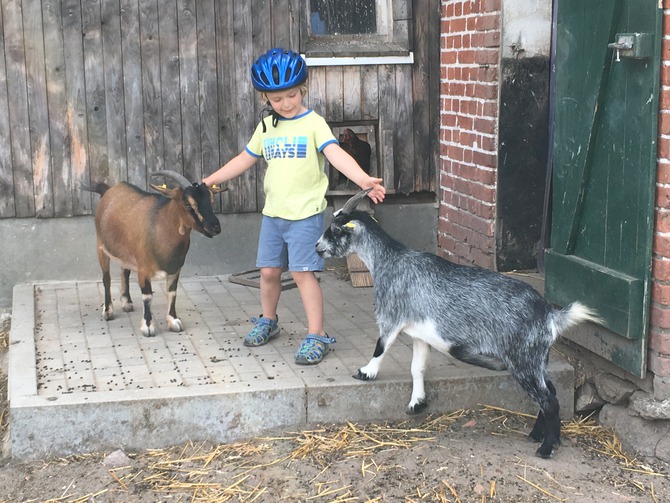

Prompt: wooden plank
[
  {"left": 196, "top": 0, "right": 219, "bottom": 185},
  {"left": 120, "top": 0, "right": 147, "bottom": 187},
  {"left": 215, "top": 0, "right": 236, "bottom": 214},
  {"left": 272, "top": 0, "right": 290, "bottom": 49},
  {"left": 101, "top": 0, "right": 127, "bottom": 184},
  {"left": 159, "top": 0, "right": 183, "bottom": 173},
  {"left": 23, "top": 0, "right": 53, "bottom": 217},
  {"left": 273, "top": 0, "right": 301, "bottom": 50},
  {"left": 427, "top": 0, "right": 440, "bottom": 194},
  {"left": 178, "top": 0, "right": 201, "bottom": 182},
  {"left": 139, "top": 0, "right": 164, "bottom": 180},
  {"left": 252, "top": 0, "right": 272, "bottom": 211},
  {"left": 381, "top": 129, "right": 394, "bottom": 192},
  {"left": 325, "top": 67, "right": 344, "bottom": 122},
  {"left": 378, "top": 65, "right": 396, "bottom": 192},
  {"left": 411, "top": 0, "right": 431, "bottom": 192},
  {"left": 42, "top": 0, "right": 72, "bottom": 217},
  {"left": 308, "top": 66, "right": 327, "bottom": 114},
  {"left": 308, "top": 65, "right": 328, "bottom": 178},
  {"left": 342, "top": 66, "right": 361, "bottom": 121},
  {"left": 349, "top": 271, "right": 374, "bottom": 288},
  {"left": 230, "top": 0, "right": 257, "bottom": 213},
  {"left": 360, "top": 65, "right": 379, "bottom": 120},
  {"left": 62, "top": 0, "right": 92, "bottom": 214},
  {"left": 545, "top": 250, "right": 643, "bottom": 340},
  {"left": 394, "top": 64, "right": 414, "bottom": 194},
  {"left": 82, "top": 0, "right": 109, "bottom": 185},
  {"left": 0, "top": 0, "right": 16, "bottom": 217}
]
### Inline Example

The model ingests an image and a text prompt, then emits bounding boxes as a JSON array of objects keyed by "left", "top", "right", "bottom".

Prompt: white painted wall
[{"left": 502, "top": 0, "right": 552, "bottom": 58}]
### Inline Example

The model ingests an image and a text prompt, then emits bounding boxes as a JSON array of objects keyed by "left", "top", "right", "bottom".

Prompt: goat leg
[
  {"left": 527, "top": 380, "right": 557, "bottom": 443},
  {"left": 516, "top": 372, "right": 561, "bottom": 458},
  {"left": 354, "top": 326, "right": 401, "bottom": 381},
  {"left": 97, "top": 245, "right": 114, "bottom": 321},
  {"left": 165, "top": 272, "right": 183, "bottom": 332},
  {"left": 120, "top": 269, "right": 134, "bottom": 312},
  {"left": 407, "top": 338, "right": 430, "bottom": 414},
  {"left": 139, "top": 276, "right": 156, "bottom": 337},
  {"left": 536, "top": 393, "right": 561, "bottom": 459}
]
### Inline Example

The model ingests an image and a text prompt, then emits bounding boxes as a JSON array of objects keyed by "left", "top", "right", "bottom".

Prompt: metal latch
[{"left": 608, "top": 33, "right": 653, "bottom": 61}]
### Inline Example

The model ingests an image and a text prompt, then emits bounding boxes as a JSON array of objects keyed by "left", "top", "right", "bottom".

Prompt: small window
[
  {"left": 310, "top": 0, "right": 379, "bottom": 36},
  {"left": 302, "top": 0, "right": 410, "bottom": 57}
]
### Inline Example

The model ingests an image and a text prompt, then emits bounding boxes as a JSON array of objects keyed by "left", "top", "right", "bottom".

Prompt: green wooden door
[{"left": 545, "top": 0, "right": 661, "bottom": 377}]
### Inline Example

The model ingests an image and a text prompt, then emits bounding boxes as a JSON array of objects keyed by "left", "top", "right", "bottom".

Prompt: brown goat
[{"left": 89, "top": 171, "right": 226, "bottom": 336}]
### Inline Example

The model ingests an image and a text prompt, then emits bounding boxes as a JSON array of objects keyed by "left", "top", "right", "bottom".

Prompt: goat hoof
[
  {"left": 406, "top": 400, "right": 427, "bottom": 415},
  {"left": 141, "top": 320, "right": 156, "bottom": 337},
  {"left": 103, "top": 309, "right": 115, "bottom": 321},
  {"left": 167, "top": 317, "right": 183, "bottom": 332},
  {"left": 353, "top": 370, "right": 373, "bottom": 381},
  {"left": 535, "top": 443, "right": 557, "bottom": 459},
  {"left": 122, "top": 303, "right": 134, "bottom": 313}
]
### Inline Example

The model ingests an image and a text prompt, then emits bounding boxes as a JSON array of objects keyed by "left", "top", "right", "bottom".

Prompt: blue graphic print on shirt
[{"left": 263, "top": 136, "right": 308, "bottom": 160}]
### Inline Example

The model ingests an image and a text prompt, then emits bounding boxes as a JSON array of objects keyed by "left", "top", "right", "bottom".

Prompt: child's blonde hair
[{"left": 261, "top": 83, "right": 308, "bottom": 103}]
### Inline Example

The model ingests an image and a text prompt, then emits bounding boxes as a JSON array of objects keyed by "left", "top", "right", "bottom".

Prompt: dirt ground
[{"left": 1, "top": 316, "right": 669, "bottom": 503}]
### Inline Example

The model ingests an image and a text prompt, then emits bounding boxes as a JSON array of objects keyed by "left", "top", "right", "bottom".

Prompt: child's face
[{"left": 265, "top": 87, "right": 306, "bottom": 119}]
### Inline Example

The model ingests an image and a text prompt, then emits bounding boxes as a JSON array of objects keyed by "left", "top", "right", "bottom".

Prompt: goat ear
[
  {"left": 340, "top": 188, "right": 373, "bottom": 214},
  {"left": 150, "top": 183, "right": 180, "bottom": 198},
  {"left": 208, "top": 184, "right": 228, "bottom": 194}
]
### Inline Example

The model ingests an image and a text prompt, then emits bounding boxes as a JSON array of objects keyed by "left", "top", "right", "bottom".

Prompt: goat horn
[
  {"left": 150, "top": 170, "right": 191, "bottom": 188},
  {"left": 340, "top": 188, "right": 373, "bottom": 214}
]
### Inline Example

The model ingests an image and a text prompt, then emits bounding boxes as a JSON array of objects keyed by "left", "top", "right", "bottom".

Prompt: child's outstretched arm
[
  {"left": 322, "top": 143, "right": 386, "bottom": 204},
  {"left": 203, "top": 150, "right": 257, "bottom": 187}
]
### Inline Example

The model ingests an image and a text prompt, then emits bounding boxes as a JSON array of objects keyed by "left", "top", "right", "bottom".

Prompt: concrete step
[{"left": 8, "top": 273, "right": 574, "bottom": 459}]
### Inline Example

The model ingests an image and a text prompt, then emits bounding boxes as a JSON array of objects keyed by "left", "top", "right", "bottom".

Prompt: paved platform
[{"left": 8, "top": 270, "right": 574, "bottom": 459}]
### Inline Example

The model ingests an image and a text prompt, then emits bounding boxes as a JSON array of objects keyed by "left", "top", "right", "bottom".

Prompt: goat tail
[
  {"left": 82, "top": 181, "right": 111, "bottom": 196},
  {"left": 549, "top": 302, "right": 603, "bottom": 342}
]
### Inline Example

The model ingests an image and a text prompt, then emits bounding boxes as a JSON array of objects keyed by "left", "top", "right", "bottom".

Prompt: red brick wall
[
  {"left": 650, "top": 1, "right": 670, "bottom": 378},
  {"left": 438, "top": 0, "right": 501, "bottom": 269}
]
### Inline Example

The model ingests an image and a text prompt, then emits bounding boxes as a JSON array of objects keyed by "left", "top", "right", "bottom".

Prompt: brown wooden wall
[{"left": 0, "top": 0, "right": 439, "bottom": 219}]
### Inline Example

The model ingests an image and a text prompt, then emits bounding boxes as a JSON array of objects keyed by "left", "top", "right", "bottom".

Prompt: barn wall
[
  {"left": 0, "top": 0, "right": 439, "bottom": 220},
  {"left": 650, "top": 0, "right": 670, "bottom": 390},
  {"left": 438, "top": 0, "right": 550, "bottom": 272},
  {"left": 438, "top": 0, "right": 500, "bottom": 269}
]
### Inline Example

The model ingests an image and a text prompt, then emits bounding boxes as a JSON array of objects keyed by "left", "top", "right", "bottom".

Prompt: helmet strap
[{"left": 259, "top": 101, "right": 283, "bottom": 133}]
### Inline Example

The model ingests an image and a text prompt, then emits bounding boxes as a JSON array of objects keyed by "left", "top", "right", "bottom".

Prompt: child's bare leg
[
  {"left": 291, "top": 271, "right": 324, "bottom": 334},
  {"left": 259, "top": 267, "right": 283, "bottom": 319},
  {"left": 292, "top": 271, "right": 331, "bottom": 364},
  {"left": 243, "top": 267, "right": 283, "bottom": 347}
]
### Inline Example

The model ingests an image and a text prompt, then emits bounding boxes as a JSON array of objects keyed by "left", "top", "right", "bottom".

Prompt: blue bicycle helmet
[{"left": 250, "top": 48, "right": 308, "bottom": 92}]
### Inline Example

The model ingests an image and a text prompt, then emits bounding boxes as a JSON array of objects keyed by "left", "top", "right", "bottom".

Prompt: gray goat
[
  {"left": 316, "top": 189, "right": 601, "bottom": 458},
  {"left": 89, "top": 171, "right": 226, "bottom": 337}
]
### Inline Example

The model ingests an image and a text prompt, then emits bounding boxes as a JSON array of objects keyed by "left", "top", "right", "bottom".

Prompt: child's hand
[{"left": 364, "top": 177, "right": 386, "bottom": 204}]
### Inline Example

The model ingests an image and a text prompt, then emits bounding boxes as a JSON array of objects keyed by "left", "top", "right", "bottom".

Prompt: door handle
[
  {"left": 608, "top": 37, "right": 634, "bottom": 62},
  {"left": 608, "top": 33, "right": 652, "bottom": 61}
]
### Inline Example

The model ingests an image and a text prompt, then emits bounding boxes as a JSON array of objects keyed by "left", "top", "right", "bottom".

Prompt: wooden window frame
[{"left": 300, "top": 0, "right": 411, "bottom": 57}]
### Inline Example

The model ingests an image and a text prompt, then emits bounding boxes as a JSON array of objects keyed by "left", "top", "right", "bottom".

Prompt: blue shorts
[{"left": 256, "top": 213, "right": 325, "bottom": 272}]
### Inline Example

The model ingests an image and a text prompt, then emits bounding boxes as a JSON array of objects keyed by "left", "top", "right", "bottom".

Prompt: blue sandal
[
  {"left": 294, "top": 334, "right": 336, "bottom": 365},
  {"left": 244, "top": 316, "right": 279, "bottom": 347}
]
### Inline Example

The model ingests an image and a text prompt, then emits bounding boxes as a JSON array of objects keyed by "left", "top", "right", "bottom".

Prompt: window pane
[{"left": 309, "top": 0, "right": 377, "bottom": 35}]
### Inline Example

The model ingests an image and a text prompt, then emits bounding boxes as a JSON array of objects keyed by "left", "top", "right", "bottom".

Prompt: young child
[{"left": 203, "top": 48, "right": 385, "bottom": 365}]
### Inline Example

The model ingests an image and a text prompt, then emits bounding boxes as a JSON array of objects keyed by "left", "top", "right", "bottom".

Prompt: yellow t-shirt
[{"left": 246, "top": 110, "right": 337, "bottom": 220}]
